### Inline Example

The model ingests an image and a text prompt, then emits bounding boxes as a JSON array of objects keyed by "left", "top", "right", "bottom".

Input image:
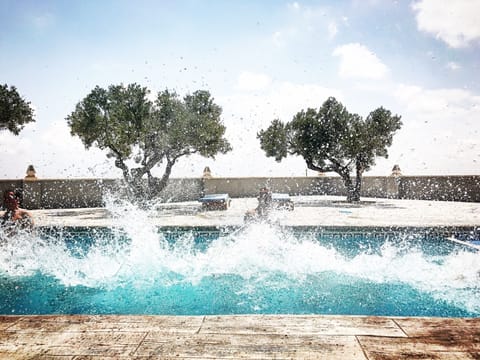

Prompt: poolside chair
[
  {"left": 198, "top": 193, "right": 231, "bottom": 210},
  {"left": 271, "top": 193, "right": 294, "bottom": 210}
]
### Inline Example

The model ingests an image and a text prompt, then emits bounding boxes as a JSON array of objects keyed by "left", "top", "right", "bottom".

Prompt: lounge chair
[
  {"left": 272, "top": 193, "right": 294, "bottom": 210},
  {"left": 198, "top": 193, "right": 231, "bottom": 210}
]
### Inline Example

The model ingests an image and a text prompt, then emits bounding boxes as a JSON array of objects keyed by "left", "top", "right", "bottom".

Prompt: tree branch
[{"left": 305, "top": 158, "right": 336, "bottom": 173}]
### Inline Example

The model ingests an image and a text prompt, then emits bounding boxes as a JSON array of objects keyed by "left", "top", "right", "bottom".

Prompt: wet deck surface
[
  {"left": 0, "top": 315, "right": 479, "bottom": 359},
  {"left": 32, "top": 195, "right": 480, "bottom": 228}
]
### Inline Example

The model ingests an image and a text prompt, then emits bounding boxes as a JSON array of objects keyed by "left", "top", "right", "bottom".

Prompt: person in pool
[
  {"left": 1, "top": 190, "right": 34, "bottom": 234},
  {"left": 244, "top": 187, "right": 273, "bottom": 221}
]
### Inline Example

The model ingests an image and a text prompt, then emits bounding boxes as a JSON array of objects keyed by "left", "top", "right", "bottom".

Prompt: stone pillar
[
  {"left": 202, "top": 166, "right": 212, "bottom": 179},
  {"left": 391, "top": 164, "right": 402, "bottom": 177},
  {"left": 24, "top": 164, "right": 38, "bottom": 181}
]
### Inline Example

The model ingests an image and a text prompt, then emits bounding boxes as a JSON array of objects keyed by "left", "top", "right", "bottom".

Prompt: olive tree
[
  {"left": 258, "top": 97, "right": 402, "bottom": 202},
  {"left": 67, "top": 83, "right": 232, "bottom": 199},
  {"left": 0, "top": 84, "right": 35, "bottom": 134}
]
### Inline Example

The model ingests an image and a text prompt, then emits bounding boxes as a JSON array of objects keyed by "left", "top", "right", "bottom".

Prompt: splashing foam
[{"left": 0, "top": 195, "right": 479, "bottom": 313}]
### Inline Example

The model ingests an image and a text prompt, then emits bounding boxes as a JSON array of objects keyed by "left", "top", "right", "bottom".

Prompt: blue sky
[{"left": 1, "top": 0, "right": 479, "bottom": 178}]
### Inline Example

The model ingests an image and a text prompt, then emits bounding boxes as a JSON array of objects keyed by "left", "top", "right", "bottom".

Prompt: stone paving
[{"left": 31, "top": 195, "right": 480, "bottom": 228}]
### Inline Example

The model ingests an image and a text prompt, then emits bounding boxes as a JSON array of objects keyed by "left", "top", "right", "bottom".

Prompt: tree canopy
[
  {"left": 67, "top": 83, "right": 232, "bottom": 199},
  {"left": 258, "top": 97, "right": 402, "bottom": 202},
  {"left": 0, "top": 84, "right": 35, "bottom": 135}
]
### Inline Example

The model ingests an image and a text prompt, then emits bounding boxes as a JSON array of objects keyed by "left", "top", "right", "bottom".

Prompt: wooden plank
[
  {"left": 0, "top": 329, "right": 72, "bottom": 357},
  {"left": 43, "top": 331, "right": 146, "bottom": 357},
  {"left": 358, "top": 335, "right": 480, "bottom": 360},
  {"left": 1, "top": 315, "right": 480, "bottom": 358},
  {"left": 0, "top": 316, "right": 22, "bottom": 331},
  {"left": 136, "top": 333, "right": 367, "bottom": 359},
  {"left": 201, "top": 315, "right": 405, "bottom": 337},
  {"left": 394, "top": 317, "right": 480, "bottom": 338},
  {"left": 8, "top": 315, "right": 204, "bottom": 334}
]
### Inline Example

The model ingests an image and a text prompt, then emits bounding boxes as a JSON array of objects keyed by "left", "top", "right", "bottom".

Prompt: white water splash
[{"left": 0, "top": 198, "right": 479, "bottom": 313}]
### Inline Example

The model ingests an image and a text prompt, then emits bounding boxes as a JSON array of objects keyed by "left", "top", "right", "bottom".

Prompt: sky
[{"left": 1, "top": 0, "right": 479, "bottom": 179}]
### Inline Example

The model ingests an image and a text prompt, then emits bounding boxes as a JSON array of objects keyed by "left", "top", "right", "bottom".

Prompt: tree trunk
[
  {"left": 352, "top": 165, "right": 363, "bottom": 202},
  {"left": 148, "top": 158, "right": 176, "bottom": 199},
  {"left": 111, "top": 150, "right": 179, "bottom": 202},
  {"left": 340, "top": 172, "right": 361, "bottom": 202},
  {"left": 349, "top": 182, "right": 361, "bottom": 202},
  {"left": 346, "top": 183, "right": 359, "bottom": 202},
  {"left": 306, "top": 159, "right": 363, "bottom": 202}
]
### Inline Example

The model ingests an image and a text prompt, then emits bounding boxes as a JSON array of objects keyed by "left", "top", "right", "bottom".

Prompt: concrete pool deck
[
  {"left": 31, "top": 195, "right": 480, "bottom": 228},
  {"left": 2, "top": 195, "right": 480, "bottom": 358}
]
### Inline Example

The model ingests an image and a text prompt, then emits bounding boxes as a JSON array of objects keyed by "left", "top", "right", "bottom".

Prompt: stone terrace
[{"left": 32, "top": 195, "right": 480, "bottom": 228}]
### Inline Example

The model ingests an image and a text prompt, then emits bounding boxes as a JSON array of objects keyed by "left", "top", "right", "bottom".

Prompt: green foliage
[
  {"left": 0, "top": 84, "right": 35, "bottom": 135},
  {"left": 258, "top": 97, "right": 402, "bottom": 201},
  {"left": 67, "top": 83, "right": 232, "bottom": 198},
  {"left": 67, "top": 84, "right": 151, "bottom": 159},
  {"left": 257, "top": 119, "right": 288, "bottom": 161}
]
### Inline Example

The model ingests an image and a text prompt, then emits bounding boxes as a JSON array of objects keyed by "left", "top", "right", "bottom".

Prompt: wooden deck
[{"left": 0, "top": 315, "right": 478, "bottom": 359}]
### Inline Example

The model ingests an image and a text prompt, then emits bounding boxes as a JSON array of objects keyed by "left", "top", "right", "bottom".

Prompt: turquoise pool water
[{"left": 0, "top": 224, "right": 479, "bottom": 317}]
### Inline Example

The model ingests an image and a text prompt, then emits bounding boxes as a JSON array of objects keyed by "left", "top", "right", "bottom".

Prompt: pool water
[{"left": 0, "top": 224, "right": 479, "bottom": 317}]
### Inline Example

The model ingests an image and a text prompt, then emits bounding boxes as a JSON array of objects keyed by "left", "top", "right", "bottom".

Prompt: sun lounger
[
  {"left": 272, "top": 193, "right": 294, "bottom": 210},
  {"left": 198, "top": 193, "right": 231, "bottom": 210}
]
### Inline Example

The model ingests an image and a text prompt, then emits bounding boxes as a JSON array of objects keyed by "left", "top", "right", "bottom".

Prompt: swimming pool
[{"left": 0, "top": 224, "right": 478, "bottom": 317}]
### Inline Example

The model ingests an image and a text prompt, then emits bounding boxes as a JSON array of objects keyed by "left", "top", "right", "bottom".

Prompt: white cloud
[
  {"left": 0, "top": 121, "right": 38, "bottom": 177},
  {"left": 394, "top": 84, "right": 480, "bottom": 120},
  {"left": 390, "top": 83, "right": 480, "bottom": 175},
  {"left": 40, "top": 122, "right": 81, "bottom": 150},
  {"left": 236, "top": 71, "right": 272, "bottom": 92},
  {"left": 272, "top": 31, "right": 284, "bottom": 47},
  {"left": 0, "top": 120, "right": 117, "bottom": 179},
  {"left": 288, "top": 2, "right": 300, "bottom": 11},
  {"left": 0, "top": 131, "right": 34, "bottom": 158},
  {"left": 446, "top": 61, "right": 460, "bottom": 71},
  {"left": 328, "top": 21, "right": 338, "bottom": 39},
  {"left": 269, "top": 83, "right": 343, "bottom": 118},
  {"left": 412, "top": 0, "right": 480, "bottom": 48},
  {"left": 37, "top": 122, "right": 116, "bottom": 177},
  {"left": 223, "top": 81, "right": 342, "bottom": 130},
  {"left": 332, "top": 43, "right": 389, "bottom": 79}
]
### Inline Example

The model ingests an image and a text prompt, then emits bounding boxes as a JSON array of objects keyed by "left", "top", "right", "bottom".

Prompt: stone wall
[
  {"left": 0, "top": 175, "right": 478, "bottom": 209},
  {"left": 0, "top": 178, "right": 204, "bottom": 209},
  {"left": 204, "top": 176, "right": 480, "bottom": 202},
  {"left": 203, "top": 176, "right": 402, "bottom": 199},
  {"left": 398, "top": 175, "right": 480, "bottom": 202}
]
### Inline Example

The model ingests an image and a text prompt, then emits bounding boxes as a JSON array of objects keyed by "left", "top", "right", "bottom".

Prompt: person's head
[
  {"left": 258, "top": 187, "right": 272, "bottom": 205},
  {"left": 3, "top": 190, "right": 19, "bottom": 211}
]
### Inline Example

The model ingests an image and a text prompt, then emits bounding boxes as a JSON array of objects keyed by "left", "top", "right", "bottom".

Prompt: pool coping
[{"left": 37, "top": 224, "right": 480, "bottom": 241}]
